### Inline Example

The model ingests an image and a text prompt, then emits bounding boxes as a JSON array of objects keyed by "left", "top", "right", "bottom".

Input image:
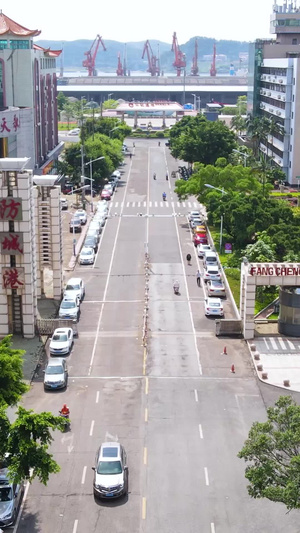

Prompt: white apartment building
[{"left": 248, "top": 0, "right": 300, "bottom": 184}]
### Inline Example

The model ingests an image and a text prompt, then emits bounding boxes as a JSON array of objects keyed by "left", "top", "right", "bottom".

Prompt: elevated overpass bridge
[{"left": 57, "top": 75, "right": 248, "bottom": 106}]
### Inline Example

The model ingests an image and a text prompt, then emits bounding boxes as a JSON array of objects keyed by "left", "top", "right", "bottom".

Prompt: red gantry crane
[
  {"left": 116, "top": 52, "right": 124, "bottom": 76},
  {"left": 190, "top": 37, "right": 199, "bottom": 76},
  {"left": 210, "top": 43, "right": 217, "bottom": 77},
  {"left": 171, "top": 32, "right": 186, "bottom": 77},
  {"left": 82, "top": 34, "right": 106, "bottom": 76},
  {"left": 142, "top": 40, "right": 160, "bottom": 76}
]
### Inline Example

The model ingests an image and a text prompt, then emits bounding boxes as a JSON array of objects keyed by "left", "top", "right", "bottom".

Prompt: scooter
[
  {"left": 173, "top": 284, "right": 180, "bottom": 295},
  {"left": 59, "top": 411, "right": 70, "bottom": 432},
  {"left": 166, "top": 174, "right": 169, "bottom": 181},
  {"left": 162, "top": 193, "right": 167, "bottom": 201}
]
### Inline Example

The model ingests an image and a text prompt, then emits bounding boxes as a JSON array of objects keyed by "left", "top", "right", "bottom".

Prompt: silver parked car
[
  {"left": 44, "top": 358, "right": 68, "bottom": 391},
  {"left": 92, "top": 442, "right": 128, "bottom": 499},
  {"left": 59, "top": 296, "right": 80, "bottom": 321},
  {"left": 0, "top": 467, "right": 24, "bottom": 527},
  {"left": 64, "top": 277, "right": 85, "bottom": 301}
]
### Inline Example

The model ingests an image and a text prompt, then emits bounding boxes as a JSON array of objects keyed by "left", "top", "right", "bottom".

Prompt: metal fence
[{"left": 36, "top": 318, "right": 78, "bottom": 337}]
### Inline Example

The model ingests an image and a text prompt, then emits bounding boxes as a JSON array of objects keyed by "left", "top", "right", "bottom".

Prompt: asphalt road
[{"left": 15, "top": 139, "right": 300, "bottom": 533}]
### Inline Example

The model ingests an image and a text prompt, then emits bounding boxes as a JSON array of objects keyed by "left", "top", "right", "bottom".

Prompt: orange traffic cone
[
  {"left": 223, "top": 346, "right": 227, "bottom": 355},
  {"left": 231, "top": 364, "right": 235, "bottom": 373}
]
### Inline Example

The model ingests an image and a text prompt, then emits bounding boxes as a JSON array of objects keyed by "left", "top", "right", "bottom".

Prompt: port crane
[
  {"left": 171, "top": 32, "right": 186, "bottom": 77},
  {"left": 190, "top": 37, "right": 199, "bottom": 76},
  {"left": 142, "top": 40, "right": 160, "bottom": 76},
  {"left": 116, "top": 52, "right": 124, "bottom": 76},
  {"left": 82, "top": 34, "right": 106, "bottom": 76},
  {"left": 210, "top": 43, "right": 217, "bottom": 77}
]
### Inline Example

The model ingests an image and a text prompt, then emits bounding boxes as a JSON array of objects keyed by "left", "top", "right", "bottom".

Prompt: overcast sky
[{"left": 3, "top": 0, "right": 273, "bottom": 44}]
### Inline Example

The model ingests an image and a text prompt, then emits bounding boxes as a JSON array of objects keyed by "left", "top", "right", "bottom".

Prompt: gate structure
[{"left": 240, "top": 262, "right": 300, "bottom": 339}]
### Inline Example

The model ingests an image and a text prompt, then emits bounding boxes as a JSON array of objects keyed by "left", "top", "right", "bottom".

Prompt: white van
[{"left": 203, "top": 251, "right": 218, "bottom": 268}]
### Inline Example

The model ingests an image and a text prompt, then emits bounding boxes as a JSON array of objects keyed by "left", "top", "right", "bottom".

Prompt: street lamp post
[
  {"left": 108, "top": 93, "right": 113, "bottom": 100},
  {"left": 204, "top": 184, "right": 228, "bottom": 253},
  {"left": 192, "top": 93, "right": 197, "bottom": 113},
  {"left": 232, "top": 149, "right": 250, "bottom": 167},
  {"left": 83, "top": 156, "right": 105, "bottom": 213},
  {"left": 182, "top": 56, "right": 186, "bottom": 107}
]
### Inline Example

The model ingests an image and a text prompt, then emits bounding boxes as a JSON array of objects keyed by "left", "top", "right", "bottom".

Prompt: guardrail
[{"left": 36, "top": 318, "right": 78, "bottom": 337}]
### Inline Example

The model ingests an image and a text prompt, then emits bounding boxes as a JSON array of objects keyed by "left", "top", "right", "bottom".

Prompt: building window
[
  {"left": 291, "top": 128, "right": 293, "bottom": 135},
  {"left": 9, "top": 40, "right": 29, "bottom": 50},
  {"left": 292, "top": 38, "right": 298, "bottom": 44},
  {"left": 0, "top": 40, "right": 7, "bottom": 50}
]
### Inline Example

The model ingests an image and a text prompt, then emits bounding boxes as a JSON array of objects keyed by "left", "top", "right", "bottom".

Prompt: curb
[{"left": 67, "top": 215, "right": 93, "bottom": 271}]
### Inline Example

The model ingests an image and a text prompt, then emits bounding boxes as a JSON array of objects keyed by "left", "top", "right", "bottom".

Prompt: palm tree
[{"left": 268, "top": 118, "right": 285, "bottom": 164}]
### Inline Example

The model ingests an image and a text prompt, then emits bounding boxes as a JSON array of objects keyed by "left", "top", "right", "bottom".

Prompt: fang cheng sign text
[{"left": 249, "top": 264, "right": 300, "bottom": 276}]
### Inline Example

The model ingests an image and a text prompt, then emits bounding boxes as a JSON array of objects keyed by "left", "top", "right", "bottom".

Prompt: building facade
[
  {"left": 0, "top": 11, "right": 63, "bottom": 174},
  {"left": 248, "top": 0, "right": 300, "bottom": 184}
]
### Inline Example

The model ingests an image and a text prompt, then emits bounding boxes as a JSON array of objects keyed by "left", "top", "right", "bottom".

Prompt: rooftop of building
[{"left": 0, "top": 10, "right": 41, "bottom": 37}]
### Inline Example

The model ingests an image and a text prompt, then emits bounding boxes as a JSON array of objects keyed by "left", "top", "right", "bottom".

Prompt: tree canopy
[
  {"left": 169, "top": 115, "right": 236, "bottom": 164},
  {"left": 239, "top": 396, "right": 300, "bottom": 511},
  {"left": 0, "top": 406, "right": 65, "bottom": 485},
  {"left": 0, "top": 336, "right": 28, "bottom": 407}
]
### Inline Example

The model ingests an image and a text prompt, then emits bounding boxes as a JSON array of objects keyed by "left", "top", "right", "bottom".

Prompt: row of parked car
[{"left": 188, "top": 211, "right": 226, "bottom": 318}]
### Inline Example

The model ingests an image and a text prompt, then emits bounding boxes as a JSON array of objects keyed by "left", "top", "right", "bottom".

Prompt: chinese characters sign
[
  {"left": 0, "top": 198, "right": 22, "bottom": 221},
  {"left": 0, "top": 110, "right": 21, "bottom": 138},
  {"left": 0, "top": 233, "right": 23, "bottom": 255},
  {"left": 2, "top": 267, "right": 24, "bottom": 290}
]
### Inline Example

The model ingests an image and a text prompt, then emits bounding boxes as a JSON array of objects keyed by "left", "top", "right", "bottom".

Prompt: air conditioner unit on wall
[
  {"left": 279, "top": 79, "right": 283, "bottom": 83},
  {"left": 276, "top": 111, "right": 282, "bottom": 116},
  {"left": 278, "top": 95, "right": 281, "bottom": 99},
  {"left": 282, "top": 96, "right": 285, "bottom": 101}
]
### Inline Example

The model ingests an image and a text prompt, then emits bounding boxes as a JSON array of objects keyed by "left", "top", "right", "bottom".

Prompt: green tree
[
  {"left": 237, "top": 95, "right": 247, "bottom": 115},
  {"left": 238, "top": 396, "right": 300, "bottom": 512},
  {"left": 243, "top": 239, "right": 276, "bottom": 263},
  {"left": 0, "top": 406, "right": 65, "bottom": 485},
  {"left": 0, "top": 336, "right": 28, "bottom": 407},
  {"left": 169, "top": 115, "right": 236, "bottom": 164},
  {"left": 57, "top": 92, "right": 68, "bottom": 112},
  {"left": 230, "top": 115, "right": 246, "bottom": 135}
]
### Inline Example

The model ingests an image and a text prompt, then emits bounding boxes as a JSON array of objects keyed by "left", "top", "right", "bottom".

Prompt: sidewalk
[{"left": 248, "top": 331, "right": 300, "bottom": 392}]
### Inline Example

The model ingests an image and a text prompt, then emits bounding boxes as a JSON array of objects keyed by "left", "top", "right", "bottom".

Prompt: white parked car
[
  {"left": 89, "top": 220, "right": 102, "bottom": 233},
  {"left": 59, "top": 295, "right": 80, "bottom": 321},
  {"left": 207, "top": 279, "right": 226, "bottom": 297},
  {"left": 64, "top": 277, "right": 85, "bottom": 301},
  {"left": 68, "top": 128, "right": 80, "bottom": 136},
  {"left": 203, "top": 265, "right": 221, "bottom": 283},
  {"left": 49, "top": 328, "right": 74, "bottom": 355},
  {"left": 190, "top": 217, "right": 203, "bottom": 229},
  {"left": 197, "top": 243, "right": 211, "bottom": 258},
  {"left": 103, "top": 184, "right": 113, "bottom": 195},
  {"left": 188, "top": 210, "right": 201, "bottom": 221},
  {"left": 80, "top": 246, "right": 95, "bottom": 265},
  {"left": 60, "top": 198, "right": 68, "bottom": 210},
  {"left": 75, "top": 209, "right": 87, "bottom": 225},
  {"left": 204, "top": 297, "right": 224, "bottom": 317},
  {"left": 111, "top": 170, "right": 121, "bottom": 179}
]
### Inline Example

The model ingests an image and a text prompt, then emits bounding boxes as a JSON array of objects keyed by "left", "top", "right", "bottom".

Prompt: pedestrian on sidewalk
[
  {"left": 129, "top": 153, "right": 132, "bottom": 159},
  {"left": 196, "top": 270, "right": 201, "bottom": 287},
  {"left": 133, "top": 142, "right": 135, "bottom": 148}
]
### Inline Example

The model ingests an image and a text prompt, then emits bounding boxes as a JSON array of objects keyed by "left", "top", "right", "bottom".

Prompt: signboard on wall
[
  {"left": 0, "top": 233, "right": 23, "bottom": 255},
  {"left": 0, "top": 109, "right": 20, "bottom": 138},
  {"left": 2, "top": 267, "right": 24, "bottom": 289},
  {"left": 0, "top": 198, "right": 22, "bottom": 221}
]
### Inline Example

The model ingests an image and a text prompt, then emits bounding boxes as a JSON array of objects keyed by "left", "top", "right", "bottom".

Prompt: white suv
[
  {"left": 64, "top": 278, "right": 85, "bottom": 301},
  {"left": 93, "top": 442, "right": 128, "bottom": 499}
]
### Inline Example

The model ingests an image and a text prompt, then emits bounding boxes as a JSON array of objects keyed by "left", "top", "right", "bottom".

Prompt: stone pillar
[
  {"left": 50, "top": 187, "right": 63, "bottom": 299},
  {"left": 162, "top": 111, "right": 166, "bottom": 128},
  {"left": 134, "top": 111, "right": 138, "bottom": 128},
  {"left": 241, "top": 268, "right": 256, "bottom": 340}
]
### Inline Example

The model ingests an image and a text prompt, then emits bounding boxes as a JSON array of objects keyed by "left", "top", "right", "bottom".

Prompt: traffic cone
[
  {"left": 231, "top": 364, "right": 235, "bottom": 373},
  {"left": 223, "top": 346, "right": 227, "bottom": 355}
]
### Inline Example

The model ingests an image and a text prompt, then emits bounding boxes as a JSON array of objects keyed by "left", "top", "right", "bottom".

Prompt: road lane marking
[
  {"left": 199, "top": 424, "right": 203, "bottom": 439},
  {"left": 269, "top": 337, "right": 278, "bottom": 349},
  {"left": 142, "top": 497, "right": 147, "bottom": 519},
  {"left": 144, "top": 201, "right": 146, "bottom": 207},
  {"left": 155, "top": 201, "right": 157, "bottom": 207},
  {"left": 145, "top": 377, "right": 149, "bottom": 395},
  {"left": 165, "top": 201, "right": 169, "bottom": 207},
  {"left": 287, "top": 339, "right": 296, "bottom": 350},
  {"left": 126, "top": 201, "right": 129, "bottom": 207},
  {"left": 72, "top": 520, "right": 78, "bottom": 533},
  {"left": 132, "top": 202, "right": 135, "bottom": 207},
  {"left": 138, "top": 202, "right": 140, "bottom": 207},
  {"left": 204, "top": 467, "right": 209, "bottom": 486},
  {"left": 173, "top": 205, "right": 202, "bottom": 375},
  {"left": 96, "top": 391, "right": 100, "bottom": 403},
  {"left": 278, "top": 337, "right": 287, "bottom": 349},
  {"left": 160, "top": 201, "right": 163, "bottom": 207},
  {"left": 88, "top": 162, "right": 132, "bottom": 374},
  {"left": 71, "top": 375, "right": 253, "bottom": 381},
  {"left": 143, "top": 346, "right": 147, "bottom": 376},
  {"left": 145, "top": 408, "right": 148, "bottom": 422},
  {"left": 115, "top": 202, "right": 119, "bottom": 207},
  {"left": 81, "top": 466, "right": 87, "bottom": 484},
  {"left": 211, "top": 523, "right": 216, "bottom": 533},
  {"left": 13, "top": 472, "right": 32, "bottom": 532},
  {"left": 144, "top": 447, "right": 147, "bottom": 465},
  {"left": 149, "top": 201, "right": 152, "bottom": 207},
  {"left": 263, "top": 337, "right": 269, "bottom": 350},
  {"left": 194, "top": 389, "right": 198, "bottom": 402},
  {"left": 89, "top": 420, "right": 95, "bottom": 436}
]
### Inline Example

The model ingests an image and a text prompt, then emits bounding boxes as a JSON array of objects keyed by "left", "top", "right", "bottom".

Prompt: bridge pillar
[
  {"left": 162, "top": 111, "right": 166, "bottom": 128},
  {"left": 134, "top": 111, "right": 138, "bottom": 128}
]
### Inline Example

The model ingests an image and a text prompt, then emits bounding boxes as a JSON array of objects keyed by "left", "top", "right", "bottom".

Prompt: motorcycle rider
[
  {"left": 153, "top": 172, "right": 156, "bottom": 180},
  {"left": 162, "top": 192, "right": 167, "bottom": 200},
  {"left": 166, "top": 173, "right": 169, "bottom": 180},
  {"left": 60, "top": 404, "right": 70, "bottom": 417}
]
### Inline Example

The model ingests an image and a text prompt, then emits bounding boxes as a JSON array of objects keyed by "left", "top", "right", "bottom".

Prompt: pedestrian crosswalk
[
  {"left": 256, "top": 337, "right": 300, "bottom": 354},
  {"left": 109, "top": 200, "right": 200, "bottom": 209}
]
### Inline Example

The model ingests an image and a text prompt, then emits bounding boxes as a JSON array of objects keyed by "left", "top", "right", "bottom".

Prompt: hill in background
[{"left": 36, "top": 36, "right": 249, "bottom": 73}]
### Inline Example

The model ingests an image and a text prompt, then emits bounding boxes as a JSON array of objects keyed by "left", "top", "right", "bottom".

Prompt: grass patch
[
  {"left": 268, "top": 313, "right": 279, "bottom": 320},
  {"left": 58, "top": 122, "right": 77, "bottom": 131},
  {"left": 224, "top": 268, "right": 240, "bottom": 307},
  {"left": 254, "top": 292, "right": 278, "bottom": 315}
]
